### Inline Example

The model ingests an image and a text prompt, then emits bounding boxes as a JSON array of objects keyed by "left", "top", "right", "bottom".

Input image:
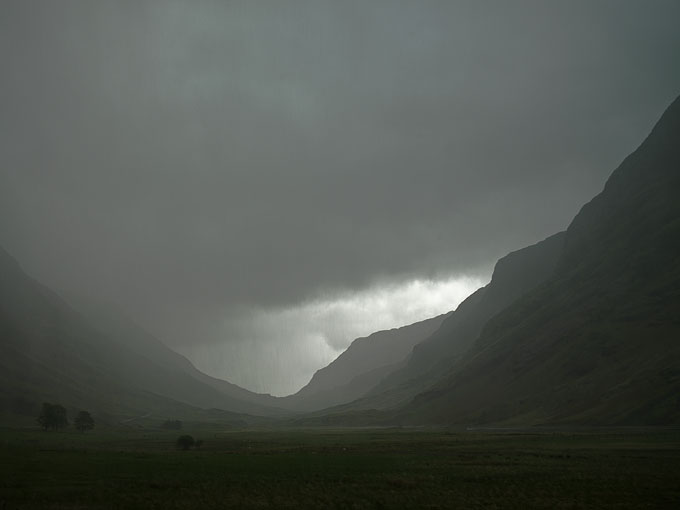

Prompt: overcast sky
[{"left": 2, "top": 1, "right": 679, "bottom": 395}]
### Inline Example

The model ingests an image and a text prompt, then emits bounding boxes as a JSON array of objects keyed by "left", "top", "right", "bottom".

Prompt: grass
[{"left": 1, "top": 425, "right": 680, "bottom": 509}]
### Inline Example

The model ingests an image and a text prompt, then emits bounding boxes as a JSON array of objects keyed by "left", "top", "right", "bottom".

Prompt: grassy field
[{"left": 1, "top": 425, "right": 679, "bottom": 509}]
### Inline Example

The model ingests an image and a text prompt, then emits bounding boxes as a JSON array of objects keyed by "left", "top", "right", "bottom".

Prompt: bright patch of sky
[{"left": 181, "top": 274, "right": 486, "bottom": 396}]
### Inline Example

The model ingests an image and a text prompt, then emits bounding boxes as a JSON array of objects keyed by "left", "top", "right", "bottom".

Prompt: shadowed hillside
[
  {"left": 357, "top": 232, "right": 566, "bottom": 410},
  {"left": 397, "top": 94, "right": 680, "bottom": 426}
]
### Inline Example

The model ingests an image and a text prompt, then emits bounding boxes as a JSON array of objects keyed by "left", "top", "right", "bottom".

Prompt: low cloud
[{"left": 176, "top": 274, "right": 485, "bottom": 395}]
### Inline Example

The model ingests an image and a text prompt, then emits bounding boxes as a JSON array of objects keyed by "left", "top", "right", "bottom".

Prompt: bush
[
  {"left": 176, "top": 435, "right": 195, "bottom": 450},
  {"left": 74, "top": 410, "right": 95, "bottom": 432}
]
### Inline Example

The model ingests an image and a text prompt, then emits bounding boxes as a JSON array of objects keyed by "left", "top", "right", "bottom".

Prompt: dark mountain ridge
[{"left": 397, "top": 94, "right": 680, "bottom": 426}]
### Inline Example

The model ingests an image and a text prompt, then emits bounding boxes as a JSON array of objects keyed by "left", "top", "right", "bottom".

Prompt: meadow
[{"left": 2, "top": 425, "right": 679, "bottom": 509}]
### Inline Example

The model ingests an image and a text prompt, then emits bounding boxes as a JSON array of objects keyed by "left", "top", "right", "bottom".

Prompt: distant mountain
[
  {"left": 0, "top": 248, "right": 284, "bottom": 422},
  {"left": 277, "top": 314, "right": 447, "bottom": 412},
  {"left": 397, "top": 94, "right": 680, "bottom": 426}
]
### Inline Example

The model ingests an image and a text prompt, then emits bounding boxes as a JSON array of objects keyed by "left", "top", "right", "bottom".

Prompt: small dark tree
[
  {"left": 74, "top": 411, "right": 95, "bottom": 432},
  {"left": 37, "top": 403, "right": 69, "bottom": 431},
  {"left": 195, "top": 439, "right": 203, "bottom": 449},
  {"left": 176, "top": 434, "right": 195, "bottom": 450}
]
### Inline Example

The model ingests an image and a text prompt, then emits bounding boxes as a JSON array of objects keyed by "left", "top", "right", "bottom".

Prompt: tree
[
  {"left": 176, "top": 434, "right": 195, "bottom": 450},
  {"left": 37, "top": 402, "right": 68, "bottom": 431},
  {"left": 74, "top": 410, "right": 95, "bottom": 432}
]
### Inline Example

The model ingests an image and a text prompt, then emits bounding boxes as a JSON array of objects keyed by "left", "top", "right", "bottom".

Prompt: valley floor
[{"left": 2, "top": 425, "right": 679, "bottom": 509}]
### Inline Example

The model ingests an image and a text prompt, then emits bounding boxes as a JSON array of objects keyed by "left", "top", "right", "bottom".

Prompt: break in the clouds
[
  {"left": 177, "top": 275, "right": 483, "bottom": 396},
  {"left": 1, "top": 1, "right": 680, "bottom": 394}
]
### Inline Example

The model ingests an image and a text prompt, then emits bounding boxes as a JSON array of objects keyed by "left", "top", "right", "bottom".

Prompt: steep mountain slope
[
  {"left": 278, "top": 315, "right": 447, "bottom": 411},
  {"left": 400, "top": 94, "right": 680, "bottom": 426},
  {"left": 0, "top": 248, "right": 284, "bottom": 420},
  {"left": 358, "top": 232, "right": 565, "bottom": 407}
]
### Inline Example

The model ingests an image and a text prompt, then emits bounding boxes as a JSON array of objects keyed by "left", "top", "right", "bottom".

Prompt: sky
[{"left": 1, "top": 1, "right": 679, "bottom": 395}]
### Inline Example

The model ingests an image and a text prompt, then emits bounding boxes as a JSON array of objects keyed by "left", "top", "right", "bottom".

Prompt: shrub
[
  {"left": 74, "top": 410, "right": 95, "bottom": 432},
  {"left": 176, "top": 435, "right": 195, "bottom": 450}
]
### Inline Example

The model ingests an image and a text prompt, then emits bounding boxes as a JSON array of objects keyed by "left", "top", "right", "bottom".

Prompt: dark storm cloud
[{"left": 2, "top": 1, "right": 679, "bottom": 391}]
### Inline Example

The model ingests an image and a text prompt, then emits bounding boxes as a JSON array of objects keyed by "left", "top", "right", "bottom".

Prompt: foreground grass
[{"left": 1, "top": 426, "right": 679, "bottom": 509}]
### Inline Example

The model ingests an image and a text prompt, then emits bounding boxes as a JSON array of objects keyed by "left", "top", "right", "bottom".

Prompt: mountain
[
  {"left": 397, "top": 94, "right": 680, "bottom": 426},
  {"left": 356, "top": 231, "right": 566, "bottom": 409},
  {"left": 277, "top": 314, "right": 448, "bottom": 412},
  {"left": 301, "top": 231, "right": 567, "bottom": 421},
  {"left": 0, "top": 248, "right": 284, "bottom": 422}
]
